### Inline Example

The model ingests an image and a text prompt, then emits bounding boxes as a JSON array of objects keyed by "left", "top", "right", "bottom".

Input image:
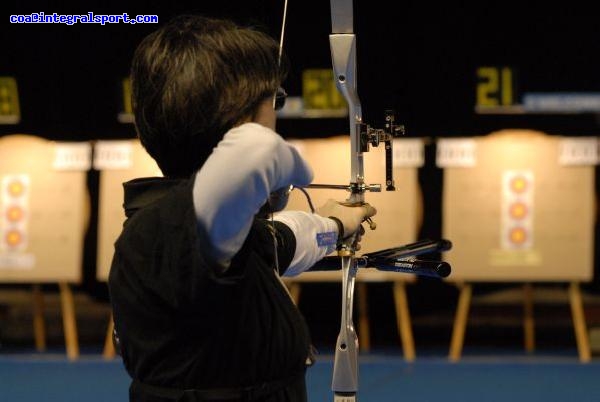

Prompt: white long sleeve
[
  {"left": 273, "top": 210, "right": 338, "bottom": 277},
  {"left": 193, "top": 123, "right": 313, "bottom": 265}
]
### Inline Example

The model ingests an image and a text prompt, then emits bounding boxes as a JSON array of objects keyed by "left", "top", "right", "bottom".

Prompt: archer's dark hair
[{"left": 131, "top": 15, "right": 287, "bottom": 177}]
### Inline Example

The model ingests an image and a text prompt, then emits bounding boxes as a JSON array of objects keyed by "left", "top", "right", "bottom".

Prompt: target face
[
  {"left": 6, "top": 205, "right": 24, "bottom": 222},
  {"left": 1, "top": 174, "right": 30, "bottom": 252},
  {"left": 501, "top": 170, "right": 534, "bottom": 249},
  {"left": 7, "top": 180, "right": 25, "bottom": 197},
  {"left": 509, "top": 176, "right": 528, "bottom": 194},
  {"left": 508, "top": 227, "right": 528, "bottom": 245},
  {"left": 5, "top": 229, "right": 24, "bottom": 247},
  {"left": 508, "top": 202, "right": 528, "bottom": 220}
]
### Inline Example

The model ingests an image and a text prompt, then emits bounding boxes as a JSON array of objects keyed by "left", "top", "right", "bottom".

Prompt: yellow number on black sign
[
  {"left": 122, "top": 78, "right": 133, "bottom": 114},
  {"left": 476, "top": 66, "right": 515, "bottom": 107},
  {"left": 0, "top": 77, "right": 21, "bottom": 122},
  {"left": 302, "top": 69, "right": 346, "bottom": 110}
]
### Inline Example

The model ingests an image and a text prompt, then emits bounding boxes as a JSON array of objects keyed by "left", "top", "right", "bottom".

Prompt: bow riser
[{"left": 330, "top": 33, "right": 364, "bottom": 204}]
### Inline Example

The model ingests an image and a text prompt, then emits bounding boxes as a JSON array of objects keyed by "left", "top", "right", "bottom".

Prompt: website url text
[{"left": 9, "top": 12, "right": 158, "bottom": 25}]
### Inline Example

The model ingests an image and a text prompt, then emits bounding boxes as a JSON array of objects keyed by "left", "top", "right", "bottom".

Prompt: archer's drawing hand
[{"left": 315, "top": 199, "right": 377, "bottom": 241}]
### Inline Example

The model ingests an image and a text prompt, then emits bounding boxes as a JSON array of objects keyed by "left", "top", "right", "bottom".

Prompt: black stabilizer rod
[
  {"left": 365, "top": 258, "right": 451, "bottom": 278},
  {"left": 362, "top": 239, "right": 452, "bottom": 260},
  {"left": 308, "top": 256, "right": 450, "bottom": 279}
]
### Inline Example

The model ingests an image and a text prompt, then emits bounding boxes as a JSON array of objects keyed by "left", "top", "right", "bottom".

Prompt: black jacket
[{"left": 108, "top": 177, "right": 312, "bottom": 401}]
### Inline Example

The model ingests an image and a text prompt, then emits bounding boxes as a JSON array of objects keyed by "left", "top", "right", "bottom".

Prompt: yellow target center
[
  {"left": 509, "top": 227, "right": 527, "bottom": 244},
  {"left": 6, "top": 206, "right": 24, "bottom": 222},
  {"left": 509, "top": 202, "right": 527, "bottom": 219},
  {"left": 8, "top": 181, "right": 25, "bottom": 197},
  {"left": 5, "top": 230, "right": 22, "bottom": 247},
  {"left": 510, "top": 177, "right": 527, "bottom": 193}
]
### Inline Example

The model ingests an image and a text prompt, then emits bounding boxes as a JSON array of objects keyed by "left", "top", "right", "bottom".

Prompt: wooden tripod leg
[
  {"left": 523, "top": 283, "right": 535, "bottom": 353},
  {"left": 32, "top": 284, "right": 46, "bottom": 352},
  {"left": 287, "top": 283, "right": 301, "bottom": 306},
  {"left": 393, "top": 281, "right": 415, "bottom": 362},
  {"left": 568, "top": 282, "right": 591, "bottom": 363},
  {"left": 103, "top": 313, "right": 116, "bottom": 359},
  {"left": 59, "top": 282, "right": 79, "bottom": 361},
  {"left": 449, "top": 283, "right": 472, "bottom": 362},
  {"left": 357, "top": 282, "right": 371, "bottom": 353}
]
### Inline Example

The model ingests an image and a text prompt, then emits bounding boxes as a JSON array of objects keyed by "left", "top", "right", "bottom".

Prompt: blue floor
[{"left": 2, "top": 350, "right": 600, "bottom": 401}]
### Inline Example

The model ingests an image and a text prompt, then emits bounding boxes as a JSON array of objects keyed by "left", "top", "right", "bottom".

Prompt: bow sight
[{"left": 360, "top": 109, "right": 405, "bottom": 191}]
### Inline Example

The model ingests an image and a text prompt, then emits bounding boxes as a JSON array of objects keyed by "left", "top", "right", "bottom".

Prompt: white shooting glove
[{"left": 315, "top": 199, "right": 377, "bottom": 241}]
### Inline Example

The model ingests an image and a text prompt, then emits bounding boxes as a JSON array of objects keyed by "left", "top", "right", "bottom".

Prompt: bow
[
  {"left": 277, "top": 1, "right": 452, "bottom": 400},
  {"left": 327, "top": 1, "right": 363, "bottom": 397}
]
